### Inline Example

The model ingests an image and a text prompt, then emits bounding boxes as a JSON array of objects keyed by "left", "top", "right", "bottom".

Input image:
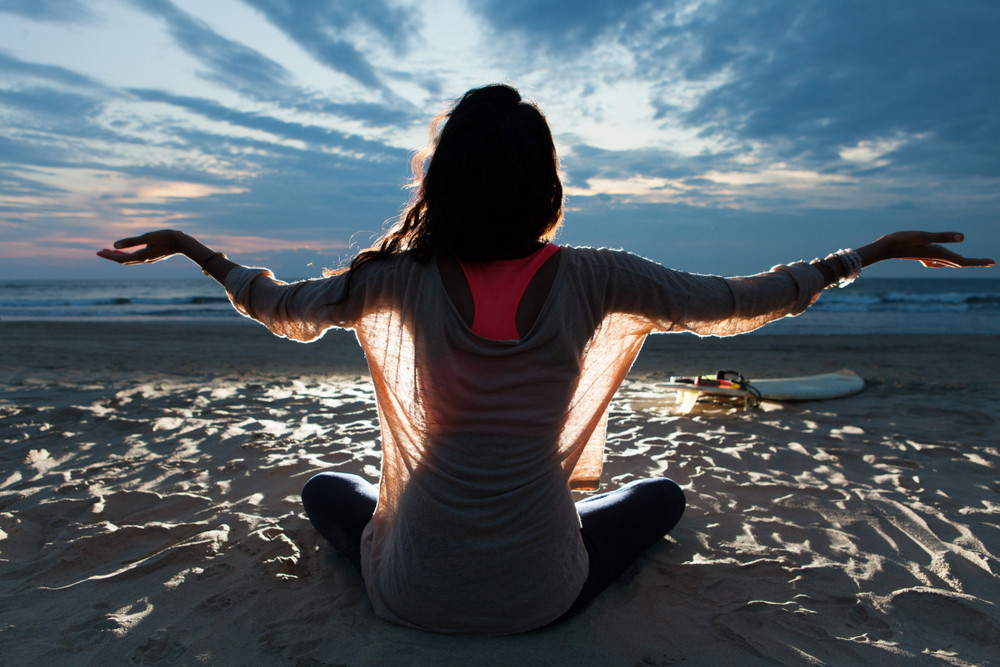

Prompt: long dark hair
[{"left": 330, "top": 84, "right": 564, "bottom": 284}]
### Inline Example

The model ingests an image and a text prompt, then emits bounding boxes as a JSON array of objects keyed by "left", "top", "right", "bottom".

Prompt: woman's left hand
[
  {"left": 858, "top": 231, "right": 995, "bottom": 268},
  {"left": 97, "top": 230, "right": 184, "bottom": 264}
]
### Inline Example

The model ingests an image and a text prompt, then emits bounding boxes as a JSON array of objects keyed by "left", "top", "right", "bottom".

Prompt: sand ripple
[{"left": 2, "top": 326, "right": 998, "bottom": 664}]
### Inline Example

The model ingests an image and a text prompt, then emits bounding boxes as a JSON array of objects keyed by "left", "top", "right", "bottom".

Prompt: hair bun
[{"left": 465, "top": 83, "right": 521, "bottom": 108}]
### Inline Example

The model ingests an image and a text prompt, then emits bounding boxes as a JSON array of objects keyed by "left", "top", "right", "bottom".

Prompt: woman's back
[{"left": 352, "top": 250, "right": 603, "bottom": 632}]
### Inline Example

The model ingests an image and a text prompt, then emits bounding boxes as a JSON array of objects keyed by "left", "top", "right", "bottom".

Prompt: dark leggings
[{"left": 300, "top": 473, "right": 685, "bottom": 621}]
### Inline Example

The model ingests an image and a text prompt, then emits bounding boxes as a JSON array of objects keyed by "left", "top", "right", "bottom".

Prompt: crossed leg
[
  {"left": 300, "top": 473, "right": 685, "bottom": 622},
  {"left": 300, "top": 472, "right": 378, "bottom": 570},
  {"left": 558, "top": 477, "right": 686, "bottom": 620}
]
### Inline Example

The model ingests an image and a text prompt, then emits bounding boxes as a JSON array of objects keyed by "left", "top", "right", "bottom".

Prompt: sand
[{"left": 1, "top": 321, "right": 998, "bottom": 665}]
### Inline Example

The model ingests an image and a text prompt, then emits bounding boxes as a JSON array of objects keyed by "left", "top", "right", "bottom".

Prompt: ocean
[{"left": 1, "top": 276, "right": 999, "bottom": 335}]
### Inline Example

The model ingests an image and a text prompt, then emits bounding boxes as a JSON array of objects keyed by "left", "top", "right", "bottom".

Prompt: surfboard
[
  {"left": 657, "top": 369, "right": 864, "bottom": 413},
  {"left": 752, "top": 369, "right": 865, "bottom": 401}
]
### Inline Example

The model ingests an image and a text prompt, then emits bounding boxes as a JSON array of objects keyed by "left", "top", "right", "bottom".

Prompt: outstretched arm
[
  {"left": 98, "top": 229, "right": 363, "bottom": 341},
  {"left": 97, "top": 230, "right": 238, "bottom": 285},
  {"left": 621, "top": 230, "right": 993, "bottom": 338}
]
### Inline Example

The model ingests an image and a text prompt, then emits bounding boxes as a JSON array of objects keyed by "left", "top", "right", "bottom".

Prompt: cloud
[
  {"left": 0, "top": 0, "right": 95, "bottom": 23},
  {"left": 0, "top": 50, "right": 108, "bottom": 90},
  {"left": 560, "top": 142, "right": 695, "bottom": 185},
  {"left": 642, "top": 2, "right": 1000, "bottom": 176},
  {"left": 0, "top": 166, "right": 68, "bottom": 199},
  {"left": 0, "top": 54, "right": 120, "bottom": 160},
  {"left": 127, "top": 88, "right": 406, "bottom": 160},
  {"left": 195, "top": 233, "right": 348, "bottom": 256},
  {"left": 130, "top": 0, "right": 293, "bottom": 99},
  {"left": 471, "top": 1, "right": 999, "bottom": 183},
  {"left": 0, "top": 84, "right": 121, "bottom": 171},
  {"left": 838, "top": 137, "right": 911, "bottom": 169},
  {"left": 564, "top": 160, "right": 865, "bottom": 212},
  {"left": 0, "top": 86, "right": 103, "bottom": 124},
  {"left": 239, "top": 0, "right": 420, "bottom": 91},
  {"left": 0, "top": 166, "right": 243, "bottom": 219},
  {"left": 0, "top": 66, "right": 406, "bottom": 264},
  {"left": 122, "top": 2, "right": 419, "bottom": 127},
  {"left": 468, "top": 0, "right": 652, "bottom": 51},
  {"left": 297, "top": 98, "right": 416, "bottom": 127}
]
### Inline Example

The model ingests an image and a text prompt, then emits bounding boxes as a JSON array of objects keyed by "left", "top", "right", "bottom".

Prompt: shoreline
[
  {"left": 3, "top": 322, "right": 997, "bottom": 396},
  {"left": 4, "top": 319, "right": 998, "bottom": 373}
]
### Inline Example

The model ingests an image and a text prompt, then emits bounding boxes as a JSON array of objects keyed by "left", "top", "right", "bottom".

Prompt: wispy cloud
[
  {"left": 239, "top": 0, "right": 420, "bottom": 91},
  {"left": 468, "top": 0, "right": 652, "bottom": 51},
  {"left": 127, "top": 88, "right": 406, "bottom": 159},
  {"left": 0, "top": 50, "right": 107, "bottom": 89},
  {"left": 130, "top": 0, "right": 293, "bottom": 99},
  {"left": 0, "top": 0, "right": 95, "bottom": 23},
  {"left": 124, "top": 0, "right": 420, "bottom": 127}
]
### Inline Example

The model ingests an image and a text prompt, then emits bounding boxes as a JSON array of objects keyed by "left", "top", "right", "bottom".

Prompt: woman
[{"left": 98, "top": 84, "right": 993, "bottom": 634}]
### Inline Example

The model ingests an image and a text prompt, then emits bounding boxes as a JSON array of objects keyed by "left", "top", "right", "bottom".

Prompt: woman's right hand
[
  {"left": 97, "top": 230, "right": 185, "bottom": 265},
  {"left": 857, "top": 232, "right": 994, "bottom": 269}
]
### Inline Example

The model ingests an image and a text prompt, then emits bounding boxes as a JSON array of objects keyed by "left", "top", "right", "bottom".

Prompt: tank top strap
[{"left": 458, "top": 244, "right": 560, "bottom": 341}]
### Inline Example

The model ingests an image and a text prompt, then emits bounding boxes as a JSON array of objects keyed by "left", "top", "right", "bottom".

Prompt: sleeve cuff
[
  {"left": 771, "top": 261, "right": 826, "bottom": 314},
  {"left": 224, "top": 266, "right": 274, "bottom": 319}
]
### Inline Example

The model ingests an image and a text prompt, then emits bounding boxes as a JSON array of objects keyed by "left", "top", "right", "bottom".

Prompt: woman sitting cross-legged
[{"left": 98, "top": 84, "right": 993, "bottom": 634}]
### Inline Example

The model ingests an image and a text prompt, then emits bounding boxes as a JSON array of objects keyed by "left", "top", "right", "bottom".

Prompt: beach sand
[{"left": 2, "top": 321, "right": 998, "bottom": 665}]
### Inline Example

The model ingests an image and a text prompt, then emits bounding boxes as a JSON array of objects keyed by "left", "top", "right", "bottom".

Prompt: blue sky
[{"left": 1, "top": 0, "right": 997, "bottom": 280}]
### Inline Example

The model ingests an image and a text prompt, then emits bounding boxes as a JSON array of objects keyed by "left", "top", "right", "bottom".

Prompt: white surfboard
[
  {"left": 752, "top": 369, "right": 865, "bottom": 401},
  {"left": 657, "top": 369, "right": 864, "bottom": 413}
]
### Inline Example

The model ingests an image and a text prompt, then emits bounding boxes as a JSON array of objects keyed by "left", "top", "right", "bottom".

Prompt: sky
[{"left": 1, "top": 0, "right": 997, "bottom": 280}]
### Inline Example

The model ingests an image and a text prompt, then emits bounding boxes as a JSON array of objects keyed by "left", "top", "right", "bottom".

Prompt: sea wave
[
  {"left": 0, "top": 295, "right": 230, "bottom": 308},
  {"left": 2, "top": 277, "right": 998, "bottom": 332},
  {"left": 814, "top": 289, "right": 1000, "bottom": 313}
]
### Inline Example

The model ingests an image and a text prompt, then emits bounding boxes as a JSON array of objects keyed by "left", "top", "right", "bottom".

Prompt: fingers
[
  {"left": 926, "top": 233, "right": 994, "bottom": 266},
  {"left": 96, "top": 248, "right": 147, "bottom": 264},
  {"left": 98, "top": 230, "right": 169, "bottom": 262},
  {"left": 929, "top": 256, "right": 995, "bottom": 268},
  {"left": 931, "top": 232, "right": 963, "bottom": 244},
  {"left": 889, "top": 231, "right": 963, "bottom": 247},
  {"left": 911, "top": 245, "right": 995, "bottom": 268},
  {"left": 884, "top": 231, "right": 994, "bottom": 268},
  {"left": 112, "top": 235, "right": 146, "bottom": 249}
]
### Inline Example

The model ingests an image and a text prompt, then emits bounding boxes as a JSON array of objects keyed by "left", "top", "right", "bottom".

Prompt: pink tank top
[{"left": 457, "top": 243, "right": 560, "bottom": 341}]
